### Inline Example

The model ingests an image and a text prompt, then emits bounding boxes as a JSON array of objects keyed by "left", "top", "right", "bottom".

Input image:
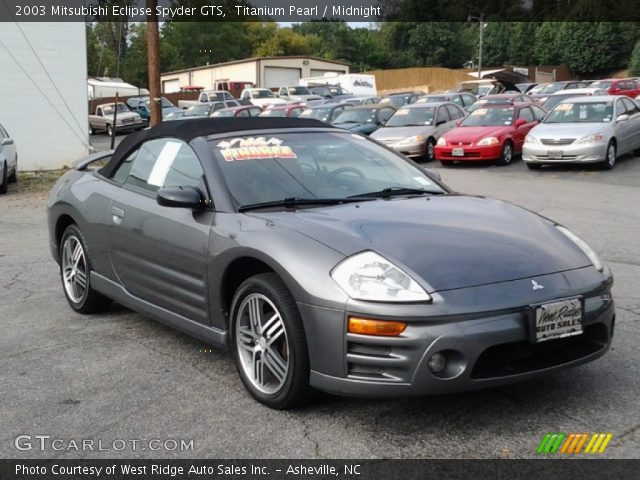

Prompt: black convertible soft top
[{"left": 100, "top": 117, "right": 328, "bottom": 178}]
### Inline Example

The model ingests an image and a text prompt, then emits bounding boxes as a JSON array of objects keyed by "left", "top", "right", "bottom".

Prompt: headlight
[
  {"left": 574, "top": 133, "right": 604, "bottom": 145},
  {"left": 556, "top": 225, "right": 603, "bottom": 272},
  {"left": 331, "top": 251, "right": 432, "bottom": 302},
  {"left": 402, "top": 134, "right": 425, "bottom": 144},
  {"left": 476, "top": 136, "right": 499, "bottom": 146},
  {"left": 437, "top": 137, "right": 447, "bottom": 146},
  {"left": 524, "top": 134, "right": 540, "bottom": 145}
]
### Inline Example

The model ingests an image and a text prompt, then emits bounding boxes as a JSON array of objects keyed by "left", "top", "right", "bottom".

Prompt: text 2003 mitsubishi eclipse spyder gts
[{"left": 47, "top": 118, "right": 614, "bottom": 409}]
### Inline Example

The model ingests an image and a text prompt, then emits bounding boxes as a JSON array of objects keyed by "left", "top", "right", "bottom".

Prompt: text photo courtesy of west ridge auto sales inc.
[{"left": 0, "top": 1, "right": 639, "bottom": 479}]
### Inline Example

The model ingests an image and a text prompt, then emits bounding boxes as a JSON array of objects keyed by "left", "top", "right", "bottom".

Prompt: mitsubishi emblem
[{"left": 531, "top": 280, "right": 544, "bottom": 290}]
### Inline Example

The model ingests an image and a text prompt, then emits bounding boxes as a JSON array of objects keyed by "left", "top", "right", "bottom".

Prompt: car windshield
[
  {"left": 299, "top": 108, "right": 333, "bottom": 122},
  {"left": 143, "top": 97, "right": 174, "bottom": 108},
  {"left": 184, "top": 105, "right": 210, "bottom": 116},
  {"left": 539, "top": 83, "right": 564, "bottom": 94},
  {"left": 102, "top": 103, "right": 128, "bottom": 115},
  {"left": 259, "top": 109, "right": 286, "bottom": 117},
  {"left": 288, "top": 86, "right": 311, "bottom": 95},
  {"left": 210, "top": 132, "right": 444, "bottom": 209},
  {"left": 544, "top": 102, "right": 614, "bottom": 123},
  {"left": 542, "top": 94, "right": 587, "bottom": 112},
  {"left": 528, "top": 84, "right": 547, "bottom": 94},
  {"left": 333, "top": 108, "right": 377, "bottom": 124},
  {"left": 386, "top": 107, "right": 435, "bottom": 127},
  {"left": 417, "top": 96, "right": 447, "bottom": 103},
  {"left": 252, "top": 89, "right": 276, "bottom": 98},
  {"left": 330, "top": 87, "right": 351, "bottom": 95},
  {"left": 590, "top": 81, "right": 612, "bottom": 89},
  {"left": 381, "top": 96, "right": 408, "bottom": 108},
  {"left": 211, "top": 109, "right": 237, "bottom": 117},
  {"left": 461, "top": 107, "right": 515, "bottom": 126}
]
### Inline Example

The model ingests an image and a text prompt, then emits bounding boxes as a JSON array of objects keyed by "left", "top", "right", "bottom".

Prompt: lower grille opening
[{"left": 471, "top": 323, "right": 608, "bottom": 379}]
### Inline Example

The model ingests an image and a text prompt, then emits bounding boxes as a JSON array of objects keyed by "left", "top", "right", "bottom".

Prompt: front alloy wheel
[
  {"left": 602, "top": 141, "right": 616, "bottom": 170},
  {"left": 231, "top": 273, "right": 310, "bottom": 409}
]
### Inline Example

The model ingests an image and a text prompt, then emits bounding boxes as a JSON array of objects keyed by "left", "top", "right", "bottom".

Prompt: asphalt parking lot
[{"left": 1, "top": 150, "right": 639, "bottom": 459}]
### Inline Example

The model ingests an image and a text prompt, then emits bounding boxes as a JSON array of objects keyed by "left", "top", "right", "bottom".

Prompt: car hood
[
  {"left": 118, "top": 112, "right": 141, "bottom": 120},
  {"left": 370, "top": 126, "right": 435, "bottom": 141},
  {"left": 252, "top": 98, "right": 288, "bottom": 105},
  {"left": 443, "top": 126, "right": 511, "bottom": 143},
  {"left": 289, "top": 94, "right": 324, "bottom": 102},
  {"left": 529, "top": 122, "right": 611, "bottom": 139},
  {"left": 250, "top": 195, "right": 591, "bottom": 292}
]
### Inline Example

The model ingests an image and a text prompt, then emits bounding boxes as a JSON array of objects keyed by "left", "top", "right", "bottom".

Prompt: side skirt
[{"left": 91, "top": 272, "right": 229, "bottom": 351}]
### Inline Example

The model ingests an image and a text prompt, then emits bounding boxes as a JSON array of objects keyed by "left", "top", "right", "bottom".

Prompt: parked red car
[
  {"left": 435, "top": 103, "right": 546, "bottom": 166},
  {"left": 590, "top": 78, "right": 640, "bottom": 98},
  {"left": 259, "top": 103, "right": 305, "bottom": 118}
]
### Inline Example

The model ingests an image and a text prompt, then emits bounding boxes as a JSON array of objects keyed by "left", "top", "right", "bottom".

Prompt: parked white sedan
[
  {"left": 0, "top": 122, "right": 17, "bottom": 194},
  {"left": 523, "top": 96, "right": 640, "bottom": 170}
]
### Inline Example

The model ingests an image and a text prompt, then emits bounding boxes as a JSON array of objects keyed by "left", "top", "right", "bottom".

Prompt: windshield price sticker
[
  {"left": 217, "top": 137, "right": 297, "bottom": 162},
  {"left": 555, "top": 103, "right": 572, "bottom": 111},
  {"left": 395, "top": 109, "right": 410, "bottom": 115},
  {"left": 473, "top": 108, "right": 488, "bottom": 115}
]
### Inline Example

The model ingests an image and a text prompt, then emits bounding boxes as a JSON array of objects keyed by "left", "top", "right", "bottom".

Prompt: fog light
[
  {"left": 348, "top": 317, "right": 407, "bottom": 336},
  {"left": 428, "top": 352, "right": 446, "bottom": 373}
]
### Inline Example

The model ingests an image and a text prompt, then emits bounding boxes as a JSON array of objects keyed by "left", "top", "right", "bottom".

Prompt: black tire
[
  {"left": 440, "top": 160, "right": 454, "bottom": 167},
  {"left": 0, "top": 162, "right": 7, "bottom": 194},
  {"left": 496, "top": 141, "right": 514, "bottom": 166},
  {"left": 230, "top": 272, "right": 310, "bottom": 409},
  {"left": 89, "top": 125, "right": 95, "bottom": 135},
  {"left": 526, "top": 163, "right": 543, "bottom": 170},
  {"left": 59, "top": 224, "right": 111, "bottom": 314},
  {"left": 424, "top": 137, "right": 436, "bottom": 162},
  {"left": 106, "top": 124, "right": 114, "bottom": 137},
  {"left": 634, "top": 148, "right": 640, "bottom": 157},
  {"left": 601, "top": 140, "right": 616, "bottom": 170},
  {"left": 8, "top": 156, "right": 17, "bottom": 183}
]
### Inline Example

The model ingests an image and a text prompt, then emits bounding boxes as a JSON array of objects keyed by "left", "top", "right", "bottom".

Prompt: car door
[
  {"left": 106, "top": 138, "right": 214, "bottom": 325},
  {"left": 619, "top": 97, "right": 640, "bottom": 152},
  {"left": 434, "top": 105, "right": 453, "bottom": 136},
  {"left": 0, "top": 123, "right": 17, "bottom": 173},
  {"left": 613, "top": 98, "right": 634, "bottom": 154},
  {"left": 514, "top": 107, "right": 537, "bottom": 152}
]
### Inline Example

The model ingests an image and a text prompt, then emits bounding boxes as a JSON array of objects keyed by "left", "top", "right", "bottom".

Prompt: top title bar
[{"left": 3, "top": 0, "right": 640, "bottom": 22}]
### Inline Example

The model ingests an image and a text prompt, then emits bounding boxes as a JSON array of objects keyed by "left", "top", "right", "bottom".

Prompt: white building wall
[{"left": 0, "top": 22, "right": 89, "bottom": 170}]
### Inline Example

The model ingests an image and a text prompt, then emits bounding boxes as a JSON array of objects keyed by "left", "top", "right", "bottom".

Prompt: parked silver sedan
[
  {"left": 0, "top": 122, "right": 17, "bottom": 194},
  {"left": 370, "top": 102, "right": 465, "bottom": 161},
  {"left": 523, "top": 96, "right": 640, "bottom": 170}
]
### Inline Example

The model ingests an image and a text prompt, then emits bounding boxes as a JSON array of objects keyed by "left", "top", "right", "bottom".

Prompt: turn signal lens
[{"left": 348, "top": 317, "right": 407, "bottom": 336}]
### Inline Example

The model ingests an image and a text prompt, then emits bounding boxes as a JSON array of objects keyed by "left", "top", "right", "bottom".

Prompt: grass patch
[{"left": 17, "top": 169, "right": 68, "bottom": 193}]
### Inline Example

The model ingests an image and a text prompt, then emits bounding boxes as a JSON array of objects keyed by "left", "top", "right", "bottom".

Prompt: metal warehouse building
[
  {"left": 160, "top": 56, "right": 350, "bottom": 92},
  {"left": 0, "top": 23, "right": 89, "bottom": 171}
]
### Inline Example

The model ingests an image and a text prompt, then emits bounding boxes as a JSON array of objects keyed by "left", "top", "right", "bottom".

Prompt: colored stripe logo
[{"left": 537, "top": 433, "right": 613, "bottom": 454}]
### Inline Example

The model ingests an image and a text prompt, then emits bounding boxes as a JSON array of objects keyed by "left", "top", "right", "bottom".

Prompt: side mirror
[
  {"left": 617, "top": 113, "right": 629, "bottom": 122},
  {"left": 1, "top": 138, "right": 14, "bottom": 146},
  {"left": 157, "top": 187, "right": 204, "bottom": 209},
  {"left": 421, "top": 167, "right": 441, "bottom": 181},
  {"left": 455, "top": 120, "right": 462, "bottom": 127},
  {"left": 379, "top": 119, "right": 387, "bottom": 126},
  {"left": 515, "top": 118, "right": 527, "bottom": 128}
]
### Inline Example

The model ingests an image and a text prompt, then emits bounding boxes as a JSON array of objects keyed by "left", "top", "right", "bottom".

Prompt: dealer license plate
[
  {"left": 452, "top": 148, "right": 464, "bottom": 157},
  {"left": 533, "top": 297, "right": 583, "bottom": 343},
  {"left": 547, "top": 150, "right": 563, "bottom": 160}
]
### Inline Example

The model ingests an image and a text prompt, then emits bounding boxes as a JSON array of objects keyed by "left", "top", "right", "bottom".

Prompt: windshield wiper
[
  {"left": 350, "top": 187, "right": 443, "bottom": 199},
  {"left": 238, "top": 197, "right": 374, "bottom": 212}
]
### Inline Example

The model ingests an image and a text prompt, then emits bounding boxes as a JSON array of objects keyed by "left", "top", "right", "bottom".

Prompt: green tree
[
  {"left": 533, "top": 22, "right": 562, "bottom": 65},
  {"left": 628, "top": 39, "right": 640, "bottom": 76}
]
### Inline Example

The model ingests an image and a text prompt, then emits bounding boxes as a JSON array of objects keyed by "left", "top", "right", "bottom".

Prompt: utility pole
[
  {"left": 146, "top": 0, "right": 161, "bottom": 127},
  {"left": 478, "top": 14, "right": 484, "bottom": 80}
]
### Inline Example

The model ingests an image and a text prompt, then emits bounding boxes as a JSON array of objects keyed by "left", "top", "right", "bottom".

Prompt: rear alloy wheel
[
  {"left": 496, "top": 141, "right": 513, "bottom": 166},
  {"left": 230, "top": 273, "right": 310, "bottom": 409},
  {"left": 425, "top": 138, "right": 436, "bottom": 162},
  {"left": 601, "top": 141, "right": 616, "bottom": 170},
  {"left": 60, "top": 225, "right": 111, "bottom": 313},
  {"left": 0, "top": 162, "right": 7, "bottom": 194}
]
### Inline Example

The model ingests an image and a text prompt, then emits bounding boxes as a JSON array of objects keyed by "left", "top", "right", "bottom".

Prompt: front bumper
[
  {"left": 435, "top": 144, "right": 503, "bottom": 161},
  {"left": 378, "top": 140, "right": 426, "bottom": 158},
  {"left": 523, "top": 142, "right": 608, "bottom": 164},
  {"left": 115, "top": 121, "right": 144, "bottom": 132},
  {"left": 301, "top": 267, "right": 613, "bottom": 397}
]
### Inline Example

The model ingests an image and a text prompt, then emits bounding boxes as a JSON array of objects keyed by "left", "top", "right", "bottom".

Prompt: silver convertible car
[{"left": 48, "top": 118, "right": 614, "bottom": 409}]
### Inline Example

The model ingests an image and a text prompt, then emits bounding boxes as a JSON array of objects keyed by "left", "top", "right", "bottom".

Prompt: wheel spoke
[
  {"left": 264, "top": 348, "right": 287, "bottom": 383},
  {"left": 266, "top": 319, "right": 285, "bottom": 346},
  {"left": 248, "top": 297, "right": 262, "bottom": 335},
  {"left": 253, "top": 352, "right": 265, "bottom": 387},
  {"left": 63, "top": 267, "right": 74, "bottom": 282},
  {"left": 75, "top": 270, "right": 87, "bottom": 289},
  {"left": 261, "top": 313, "right": 279, "bottom": 335}
]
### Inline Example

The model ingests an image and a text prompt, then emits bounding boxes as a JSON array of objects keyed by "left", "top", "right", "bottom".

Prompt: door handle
[{"left": 111, "top": 207, "right": 125, "bottom": 225}]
